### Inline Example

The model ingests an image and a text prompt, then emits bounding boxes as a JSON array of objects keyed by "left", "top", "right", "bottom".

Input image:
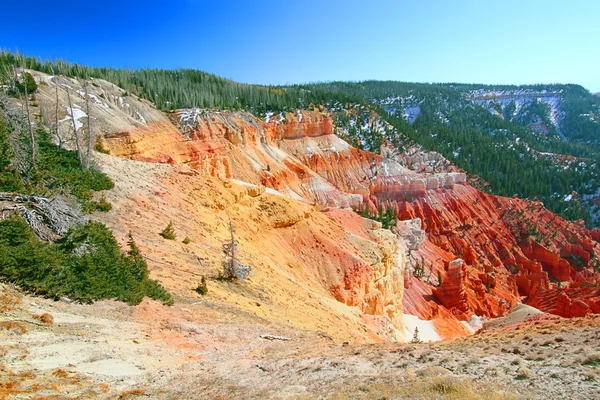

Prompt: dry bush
[
  {"left": 583, "top": 369, "right": 598, "bottom": 381},
  {"left": 516, "top": 367, "right": 533, "bottom": 380},
  {"left": 34, "top": 313, "right": 54, "bottom": 325},
  {"left": 0, "top": 321, "right": 27, "bottom": 334},
  {"left": 52, "top": 369, "right": 69, "bottom": 378},
  {"left": 525, "top": 352, "right": 546, "bottom": 362},
  {"left": 0, "top": 291, "right": 20, "bottom": 313},
  {"left": 327, "top": 376, "right": 517, "bottom": 400}
]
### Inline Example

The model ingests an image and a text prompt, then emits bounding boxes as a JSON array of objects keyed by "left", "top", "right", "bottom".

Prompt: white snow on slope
[
  {"left": 61, "top": 107, "right": 87, "bottom": 131},
  {"left": 403, "top": 314, "right": 441, "bottom": 342},
  {"left": 135, "top": 111, "right": 146, "bottom": 123}
]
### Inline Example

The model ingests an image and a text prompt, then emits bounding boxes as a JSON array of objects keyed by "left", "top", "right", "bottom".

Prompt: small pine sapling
[
  {"left": 159, "top": 221, "right": 176, "bottom": 240},
  {"left": 194, "top": 276, "right": 208, "bottom": 295}
]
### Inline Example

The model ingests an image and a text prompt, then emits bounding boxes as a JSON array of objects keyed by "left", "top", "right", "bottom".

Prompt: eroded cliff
[{"left": 28, "top": 70, "right": 600, "bottom": 340}]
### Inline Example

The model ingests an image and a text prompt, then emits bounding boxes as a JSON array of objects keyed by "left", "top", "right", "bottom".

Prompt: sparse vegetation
[
  {"left": 515, "top": 367, "right": 533, "bottom": 380},
  {"left": 82, "top": 196, "right": 112, "bottom": 213},
  {"left": 94, "top": 140, "right": 110, "bottom": 154},
  {"left": 0, "top": 320, "right": 27, "bottom": 334},
  {"left": 194, "top": 276, "right": 208, "bottom": 296},
  {"left": 411, "top": 327, "right": 422, "bottom": 344},
  {"left": 0, "top": 115, "right": 114, "bottom": 211},
  {"left": 582, "top": 353, "right": 600, "bottom": 366},
  {"left": 159, "top": 221, "right": 176, "bottom": 240},
  {"left": 34, "top": 312, "right": 54, "bottom": 324},
  {"left": 219, "top": 214, "right": 251, "bottom": 281}
]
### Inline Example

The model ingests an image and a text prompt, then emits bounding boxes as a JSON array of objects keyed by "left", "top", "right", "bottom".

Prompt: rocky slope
[
  {"left": 3, "top": 285, "right": 600, "bottom": 399},
  {"left": 23, "top": 70, "right": 600, "bottom": 340}
]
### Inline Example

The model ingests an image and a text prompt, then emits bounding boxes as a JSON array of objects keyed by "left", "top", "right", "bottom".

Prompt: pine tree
[{"left": 411, "top": 327, "right": 422, "bottom": 344}]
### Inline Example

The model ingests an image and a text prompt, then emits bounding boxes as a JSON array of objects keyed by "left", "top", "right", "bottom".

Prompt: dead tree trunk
[
  {"left": 66, "top": 88, "right": 84, "bottom": 169},
  {"left": 221, "top": 213, "right": 251, "bottom": 281},
  {"left": 23, "top": 80, "right": 35, "bottom": 170},
  {"left": 229, "top": 213, "right": 236, "bottom": 274},
  {"left": 84, "top": 82, "right": 92, "bottom": 169},
  {"left": 55, "top": 82, "right": 61, "bottom": 148},
  {"left": 14, "top": 66, "right": 35, "bottom": 171}
]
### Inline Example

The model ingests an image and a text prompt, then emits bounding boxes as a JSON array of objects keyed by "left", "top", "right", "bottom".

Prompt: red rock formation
[
  {"left": 434, "top": 259, "right": 470, "bottom": 318},
  {"left": 100, "top": 108, "right": 600, "bottom": 327}
]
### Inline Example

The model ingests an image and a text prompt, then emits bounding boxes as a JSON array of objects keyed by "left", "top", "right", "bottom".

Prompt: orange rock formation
[{"left": 100, "top": 108, "right": 600, "bottom": 334}]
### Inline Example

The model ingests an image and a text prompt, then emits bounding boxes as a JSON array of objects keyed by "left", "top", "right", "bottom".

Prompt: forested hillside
[
  {"left": 2, "top": 51, "right": 600, "bottom": 226},
  {"left": 0, "top": 52, "right": 359, "bottom": 111},
  {"left": 296, "top": 81, "right": 600, "bottom": 226}
]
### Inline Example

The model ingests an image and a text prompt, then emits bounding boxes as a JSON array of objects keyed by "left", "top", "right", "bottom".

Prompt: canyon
[
  {"left": 3, "top": 69, "right": 600, "bottom": 400},
  {"left": 35, "top": 68, "right": 597, "bottom": 340}
]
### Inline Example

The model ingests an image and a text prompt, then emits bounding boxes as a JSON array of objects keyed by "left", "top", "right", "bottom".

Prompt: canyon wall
[
  {"left": 98, "top": 105, "right": 600, "bottom": 329},
  {"left": 30, "top": 70, "right": 599, "bottom": 340}
]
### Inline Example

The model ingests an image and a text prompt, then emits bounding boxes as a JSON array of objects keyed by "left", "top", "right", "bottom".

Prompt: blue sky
[{"left": 2, "top": 0, "right": 599, "bottom": 91}]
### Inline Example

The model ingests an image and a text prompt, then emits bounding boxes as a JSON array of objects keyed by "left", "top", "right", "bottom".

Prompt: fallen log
[
  {"left": 0, "top": 192, "right": 87, "bottom": 240},
  {"left": 260, "top": 334, "right": 292, "bottom": 341}
]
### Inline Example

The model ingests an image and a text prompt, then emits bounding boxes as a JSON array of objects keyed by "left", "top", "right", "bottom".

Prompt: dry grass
[
  {"left": 34, "top": 312, "right": 54, "bottom": 325},
  {"left": 516, "top": 367, "right": 533, "bottom": 380},
  {"left": 0, "top": 321, "right": 27, "bottom": 334},
  {"left": 323, "top": 375, "right": 518, "bottom": 400},
  {"left": 52, "top": 369, "right": 69, "bottom": 378},
  {"left": 400, "top": 376, "right": 518, "bottom": 400},
  {"left": 582, "top": 353, "right": 600, "bottom": 366},
  {"left": 0, "top": 295, "right": 19, "bottom": 313},
  {"left": 583, "top": 369, "right": 598, "bottom": 381},
  {"left": 119, "top": 388, "right": 146, "bottom": 398},
  {"left": 417, "top": 365, "right": 451, "bottom": 377}
]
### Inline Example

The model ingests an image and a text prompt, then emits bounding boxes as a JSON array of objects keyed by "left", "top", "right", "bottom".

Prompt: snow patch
[
  {"left": 135, "top": 111, "right": 147, "bottom": 123},
  {"left": 61, "top": 107, "right": 87, "bottom": 131},
  {"left": 403, "top": 314, "right": 441, "bottom": 342}
]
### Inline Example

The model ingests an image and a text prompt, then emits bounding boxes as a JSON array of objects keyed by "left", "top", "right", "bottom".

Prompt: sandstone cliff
[
  {"left": 99, "top": 104, "right": 600, "bottom": 330},
  {"left": 26, "top": 70, "right": 600, "bottom": 340}
]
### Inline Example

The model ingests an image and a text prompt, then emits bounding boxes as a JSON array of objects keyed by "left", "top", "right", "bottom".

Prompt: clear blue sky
[{"left": 2, "top": 0, "right": 599, "bottom": 91}]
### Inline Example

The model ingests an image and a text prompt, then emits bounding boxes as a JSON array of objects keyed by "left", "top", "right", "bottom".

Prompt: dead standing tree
[
  {"left": 65, "top": 87, "right": 84, "bottom": 168},
  {"left": 22, "top": 71, "right": 35, "bottom": 170},
  {"left": 12, "top": 65, "right": 36, "bottom": 171},
  {"left": 221, "top": 213, "right": 251, "bottom": 281},
  {"left": 54, "top": 79, "right": 62, "bottom": 148},
  {"left": 83, "top": 81, "right": 93, "bottom": 169}
]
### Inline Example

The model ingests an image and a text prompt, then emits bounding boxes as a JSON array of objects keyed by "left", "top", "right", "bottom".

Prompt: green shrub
[
  {"left": 0, "top": 216, "right": 64, "bottom": 295},
  {"left": 94, "top": 140, "right": 110, "bottom": 154},
  {"left": 182, "top": 236, "right": 191, "bottom": 244},
  {"left": 194, "top": 276, "right": 208, "bottom": 295},
  {"left": 82, "top": 196, "right": 112, "bottom": 214},
  {"left": 0, "top": 117, "right": 24, "bottom": 192},
  {"left": 10, "top": 72, "right": 38, "bottom": 96},
  {"left": 34, "top": 130, "right": 114, "bottom": 200},
  {"left": 583, "top": 353, "right": 600, "bottom": 366},
  {"left": 159, "top": 221, "right": 176, "bottom": 240},
  {"left": 0, "top": 118, "right": 114, "bottom": 202},
  {"left": 0, "top": 217, "right": 172, "bottom": 306}
]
